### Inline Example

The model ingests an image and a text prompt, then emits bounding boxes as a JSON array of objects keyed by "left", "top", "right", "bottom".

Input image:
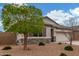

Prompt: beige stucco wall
[{"left": 45, "top": 26, "right": 51, "bottom": 37}]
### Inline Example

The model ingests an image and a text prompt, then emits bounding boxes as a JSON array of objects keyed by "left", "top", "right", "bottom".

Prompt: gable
[{"left": 44, "top": 17, "right": 62, "bottom": 28}]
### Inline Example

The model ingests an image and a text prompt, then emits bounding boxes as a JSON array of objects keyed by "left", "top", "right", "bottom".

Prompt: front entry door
[{"left": 51, "top": 29, "right": 54, "bottom": 42}]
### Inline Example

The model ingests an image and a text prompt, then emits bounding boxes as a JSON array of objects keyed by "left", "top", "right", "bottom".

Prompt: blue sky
[
  {"left": 0, "top": 3, "right": 79, "bottom": 16},
  {"left": 1, "top": 3, "right": 79, "bottom": 31},
  {"left": 29, "top": 3, "right": 79, "bottom": 15}
]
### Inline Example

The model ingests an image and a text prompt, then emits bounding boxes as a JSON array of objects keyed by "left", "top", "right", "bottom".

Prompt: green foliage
[
  {"left": 39, "top": 42, "right": 45, "bottom": 46},
  {"left": 60, "top": 53, "right": 67, "bottom": 56},
  {"left": 2, "top": 46, "right": 12, "bottom": 50},
  {"left": 2, "top": 4, "right": 44, "bottom": 34},
  {"left": 64, "top": 45, "right": 73, "bottom": 51},
  {"left": 58, "top": 42, "right": 62, "bottom": 45}
]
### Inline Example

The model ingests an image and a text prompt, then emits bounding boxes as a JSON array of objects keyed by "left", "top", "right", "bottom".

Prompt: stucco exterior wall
[{"left": 45, "top": 26, "right": 51, "bottom": 37}]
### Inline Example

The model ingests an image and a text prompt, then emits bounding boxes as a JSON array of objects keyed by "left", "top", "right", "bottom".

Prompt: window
[
  {"left": 28, "top": 27, "right": 46, "bottom": 37},
  {"left": 42, "top": 27, "right": 46, "bottom": 36},
  {"left": 39, "top": 33, "right": 42, "bottom": 37},
  {"left": 33, "top": 33, "right": 38, "bottom": 36}
]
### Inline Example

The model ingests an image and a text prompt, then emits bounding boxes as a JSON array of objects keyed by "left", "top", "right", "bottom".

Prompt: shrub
[
  {"left": 2, "top": 54, "right": 11, "bottom": 56},
  {"left": 39, "top": 42, "right": 45, "bottom": 46},
  {"left": 2, "top": 46, "right": 12, "bottom": 50},
  {"left": 58, "top": 42, "right": 62, "bottom": 45},
  {"left": 64, "top": 45, "right": 73, "bottom": 51},
  {"left": 60, "top": 53, "right": 67, "bottom": 56}
]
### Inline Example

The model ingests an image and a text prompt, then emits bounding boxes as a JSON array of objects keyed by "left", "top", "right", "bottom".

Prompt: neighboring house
[{"left": 17, "top": 16, "right": 79, "bottom": 44}]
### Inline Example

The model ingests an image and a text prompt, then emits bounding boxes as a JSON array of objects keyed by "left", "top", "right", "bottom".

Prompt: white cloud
[
  {"left": 46, "top": 7, "right": 79, "bottom": 25},
  {"left": 70, "top": 7, "right": 79, "bottom": 16},
  {"left": 47, "top": 10, "right": 65, "bottom": 19},
  {"left": 47, "top": 10, "right": 72, "bottom": 24}
]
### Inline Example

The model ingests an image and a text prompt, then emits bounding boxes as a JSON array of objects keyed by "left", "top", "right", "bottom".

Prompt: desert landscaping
[
  {"left": 0, "top": 42, "right": 79, "bottom": 56},
  {"left": 1, "top": 3, "right": 79, "bottom": 56}
]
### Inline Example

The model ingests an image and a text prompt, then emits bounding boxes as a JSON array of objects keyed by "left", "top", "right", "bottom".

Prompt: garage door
[{"left": 55, "top": 32, "right": 69, "bottom": 42}]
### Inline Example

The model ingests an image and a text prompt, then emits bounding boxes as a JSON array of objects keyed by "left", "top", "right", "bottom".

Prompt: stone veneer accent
[
  {"left": 27, "top": 38, "right": 51, "bottom": 44},
  {"left": 17, "top": 37, "right": 51, "bottom": 45}
]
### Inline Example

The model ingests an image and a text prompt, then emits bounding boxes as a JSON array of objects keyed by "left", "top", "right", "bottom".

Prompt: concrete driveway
[
  {"left": 55, "top": 41, "right": 79, "bottom": 45},
  {"left": 66, "top": 41, "right": 79, "bottom": 45}
]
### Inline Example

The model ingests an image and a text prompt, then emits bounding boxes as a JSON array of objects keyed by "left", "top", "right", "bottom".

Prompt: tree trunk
[
  {"left": 23, "top": 34, "right": 28, "bottom": 50},
  {"left": 70, "top": 29, "right": 74, "bottom": 46},
  {"left": 70, "top": 37, "right": 72, "bottom": 45}
]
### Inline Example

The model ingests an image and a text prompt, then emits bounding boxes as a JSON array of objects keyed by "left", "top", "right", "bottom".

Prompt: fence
[{"left": 0, "top": 32, "right": 16, "bottom": 45}]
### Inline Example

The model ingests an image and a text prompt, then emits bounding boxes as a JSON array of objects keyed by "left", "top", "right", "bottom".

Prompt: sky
[
  {"left": 29, "top": 3, "right": 79, "bottom": 15},
  {"left": 1, "top": 3, "right": 79, "bottom": 31}
]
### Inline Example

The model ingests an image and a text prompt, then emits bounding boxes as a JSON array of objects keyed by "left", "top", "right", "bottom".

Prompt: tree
[
  {"left": 2, "top": 4, "right": 44, "bottom": 50},
  {"left": 64, "top": 17, "right": 78, "bottom": 45}
]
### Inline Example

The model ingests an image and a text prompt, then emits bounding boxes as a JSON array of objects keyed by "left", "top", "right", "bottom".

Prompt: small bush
[
  {"left": 58, "top": 42, "right": 62, "bottom": 45},
  {"left": 64, "top": 45, "right": 73, "bottom": 51},
  {"left": 39, "top": 42, "right": 45, "bottom": 46},
  {"left": 2, "top": 54, "right": 11, "bottom": 56},
  {"left": 2, "top": 46, "right": 12, "bottom": 50},
  {"left": 60, "top": 53, "right": 67, "bottom": 56}
]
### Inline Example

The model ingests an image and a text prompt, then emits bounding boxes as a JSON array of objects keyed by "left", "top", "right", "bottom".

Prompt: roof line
[
  {"left": 44, "top": 16, "right": 69, "bottom": 29},
  {"left": 44, "top": 16, "right": 63, "bottom": 26}
]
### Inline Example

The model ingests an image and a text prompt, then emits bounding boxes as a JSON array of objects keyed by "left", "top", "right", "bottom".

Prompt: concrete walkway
[
  {"left": 55, "top": 41, "right": 79, "bottom": 45},
  {"left": 65, "top": 41, "right": 79, "bottom": 45}
]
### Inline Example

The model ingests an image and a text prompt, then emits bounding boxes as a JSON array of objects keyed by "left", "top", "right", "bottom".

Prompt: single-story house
[
  {"left": 0, "top": 16, "right": 79, "bottom": 45},
  {"left": 17, "top": 16, "right": 73, "bottom": 44}
]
